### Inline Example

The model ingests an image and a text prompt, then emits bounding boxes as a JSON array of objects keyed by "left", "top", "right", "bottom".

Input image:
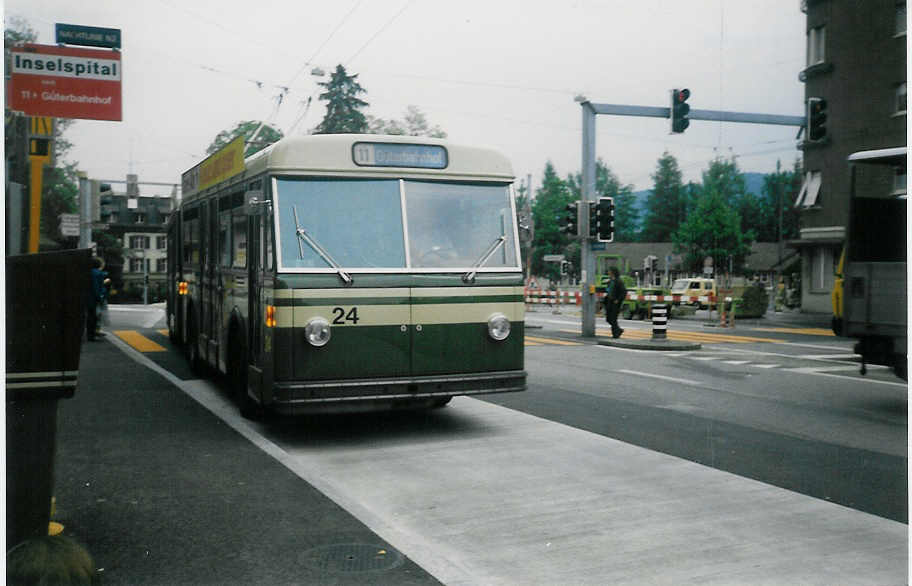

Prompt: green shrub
[{"left": 736, "top": 286, "right": 769, "bottom": 318}]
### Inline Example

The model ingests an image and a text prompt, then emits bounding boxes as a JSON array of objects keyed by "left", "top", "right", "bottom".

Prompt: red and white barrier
[{"left": 523, "top": 288, "right": 717, "bottom": 306}]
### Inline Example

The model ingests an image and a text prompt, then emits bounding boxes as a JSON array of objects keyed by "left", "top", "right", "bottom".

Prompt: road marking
[
  {"left": 158, "top": 329, "right": 169, "bottom": 337},
  {"left": 618, "top": 369, "right": 704, "bottom": 387},
  {"left": 525, "top": 335, "right": 582, "bottom": 346},
  {"left": 562, "top": 328, "right": 782, "bottom": 344},
  {"left": 112, "top": 330, "right": 167, "bottom": 352},
  {"left": 752, "top": 327, "right": 835, "bottom": 337}
]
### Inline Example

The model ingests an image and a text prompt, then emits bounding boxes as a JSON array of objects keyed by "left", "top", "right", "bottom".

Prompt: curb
[{"left": 597, "top": 337, "right": 701, "bottom": 351}]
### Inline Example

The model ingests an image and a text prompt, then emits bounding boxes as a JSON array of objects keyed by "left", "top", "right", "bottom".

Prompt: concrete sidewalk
[{"left": 50, "top": 338, "right": 440, "bottom": 585}]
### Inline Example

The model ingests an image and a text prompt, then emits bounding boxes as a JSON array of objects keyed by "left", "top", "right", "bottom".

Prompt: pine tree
[
  {"left": 641, "top": 152, "right": 684, "bottom": 242},
  {"left": 531, "top": 162, "right": 577, "bottom": 281},
  {"left": 314, "top": 65, "right": 369, "bottom": 134}
]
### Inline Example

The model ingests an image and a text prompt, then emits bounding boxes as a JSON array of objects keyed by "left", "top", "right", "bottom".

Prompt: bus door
[
  {"left": 215, "top": 197, "right": 231, "bottom": 372},
  {"left": 246, "top": 190, "right": 272, "bottom": 396}
]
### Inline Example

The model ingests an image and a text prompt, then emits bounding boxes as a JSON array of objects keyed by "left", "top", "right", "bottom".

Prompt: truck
[{"left": 835, "top": 147, "right": 907, "bottom": 380}]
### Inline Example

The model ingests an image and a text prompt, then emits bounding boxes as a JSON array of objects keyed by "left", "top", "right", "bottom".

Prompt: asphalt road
[{"left": 70, "top": 302, "right": 906, "bottom": 584}]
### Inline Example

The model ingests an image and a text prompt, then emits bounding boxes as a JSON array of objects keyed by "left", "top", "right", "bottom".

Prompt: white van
[{"left": 670, "top": 278, "right": 716, "bottom": 309}]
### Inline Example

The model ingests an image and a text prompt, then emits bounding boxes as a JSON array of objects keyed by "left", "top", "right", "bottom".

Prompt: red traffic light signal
[{"left": 671, "top": 88, "right": 691, "bottom": 134}]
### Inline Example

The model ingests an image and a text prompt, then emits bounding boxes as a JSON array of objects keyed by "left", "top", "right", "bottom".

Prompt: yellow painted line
[
  {"left": 752, "top": 327, "right": 835, "bottom": 337},
  {"left": 524, "top": 341, "right": 544, "bottom": 346},
  {"left": 158, "top": 329, "right": 169, "bottom": 337},
  {"left": 113, "top": 330, "right": 167, "bottom": 352},
  {"left": 525, "top": 335, "right": 582, "bottom": 346}
]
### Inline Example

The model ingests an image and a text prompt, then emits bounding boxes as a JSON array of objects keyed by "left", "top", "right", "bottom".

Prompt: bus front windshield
[{"left": 274, "top": 177, "right": 518, "bottom": 271}]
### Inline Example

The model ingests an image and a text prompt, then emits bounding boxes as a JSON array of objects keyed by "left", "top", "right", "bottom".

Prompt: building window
[
  {"left": 810, "top": 247, "right": 834, "bottom": 292},
  {"left": 156, "top": 236, "right": 167, "bottom": 250},
  {"left": 129, "top": 258, "right": 149, "bottom": 273},
  {"left": 894, "top": 168, "right": 907, "bottom": 195},
  {"left": 134, "top": 213, "right": 146, "bottom": 224},
  {"left": 108, "top": 213, "right": 118, "bottom": 224},
  {"left": 129, "top": 235, "right": 150, "bottom": 249},
  {"left": 795, "top": 171, "right": 823, "bottom": 208},
  {"left": 156, "top": 258, "right": 167, "bottom": 273},
  {"left": 897, "top": 2, "right": 907, "bottom": 35},
  {"left": 895, "top": 82, "right": 907, "bottom": 114},
  {"left": 807, "top": 25, "right": 826, "bottom": 66}
]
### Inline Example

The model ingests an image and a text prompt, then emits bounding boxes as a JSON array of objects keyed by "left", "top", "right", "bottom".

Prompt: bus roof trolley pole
[{"left": 576, "top": 97, "right": 805, "bottom": 337}]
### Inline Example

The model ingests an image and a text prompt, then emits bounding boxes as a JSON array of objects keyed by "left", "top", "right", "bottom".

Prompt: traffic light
[
  {"left": 587, "top": 201, "right": 598, "bottom": 239},
  {"left": 807, "top": 97, "right": 827, "bottom": 141},
  {"left": 559, "top": 201, "right": 580, "bottom": 237},
  {"left": 595, "top": 197, "right": 614, "bottom": 242},
  {"left": 670, "top": 88, "right": 691, "bottom": 134},
  {"left": 560, "top": 260, "right": 569, "bottom": 275}
]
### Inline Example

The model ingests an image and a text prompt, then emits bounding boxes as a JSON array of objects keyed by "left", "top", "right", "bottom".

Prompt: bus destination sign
[{"left": 352, "top": 142, "right": 448, "bottom": 169}]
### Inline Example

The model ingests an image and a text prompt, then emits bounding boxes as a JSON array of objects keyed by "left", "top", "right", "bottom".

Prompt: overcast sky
[{"left": 7, "top": 1, "right": 807, "bottom": 195}]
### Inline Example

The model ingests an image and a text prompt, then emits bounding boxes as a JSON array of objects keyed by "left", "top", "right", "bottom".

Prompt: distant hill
[{"left": 630, "top": 172, "right": 767, "bottom": 229}]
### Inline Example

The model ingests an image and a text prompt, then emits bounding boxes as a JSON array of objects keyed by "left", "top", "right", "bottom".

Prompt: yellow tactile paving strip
[{"left": 112, "top": 330, "right": 167, "bottom": 352}]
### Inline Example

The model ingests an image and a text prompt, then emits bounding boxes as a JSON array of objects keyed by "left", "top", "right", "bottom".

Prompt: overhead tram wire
[
  {"left": 286, "top": 0, "right": 364, "bottom": 87},
  {"left": 345, "top": 0, "right": 414, "bottom": 66}
]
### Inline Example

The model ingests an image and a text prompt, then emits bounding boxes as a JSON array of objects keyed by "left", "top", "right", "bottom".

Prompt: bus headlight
[
  {"left": 487, "top": 313, "right": 511, "bottom": 341},
  {"left": 305, "top": 317, "right": 331, "bottom": 347}
]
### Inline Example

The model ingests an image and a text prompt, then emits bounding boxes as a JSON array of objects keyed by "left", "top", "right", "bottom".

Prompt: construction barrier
[{"left": 523, "top": 288, "right": 717, "bottom": 307}]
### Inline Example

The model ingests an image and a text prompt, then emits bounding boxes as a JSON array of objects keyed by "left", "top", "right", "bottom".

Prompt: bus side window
[
  {"left": 233, "top": 212, "right": 247, "bottom": 268},
  {"left": 220, "top": 213, "right": 231, "bottom": 267}
]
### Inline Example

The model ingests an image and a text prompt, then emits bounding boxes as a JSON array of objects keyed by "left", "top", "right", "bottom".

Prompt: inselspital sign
[{"left": 9, "top": 44, "right": 122, "bottom": 121}]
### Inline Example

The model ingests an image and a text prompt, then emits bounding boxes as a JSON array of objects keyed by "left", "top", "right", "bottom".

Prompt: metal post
[
  {"left": 78, "top": 175, "right": 92, "bottom": 249},
  {"left": 580, "top": 102, "right": 596, "bottom": 337},
  {"left": 652, "top": 304, "right": 668, "bottom": 340}
]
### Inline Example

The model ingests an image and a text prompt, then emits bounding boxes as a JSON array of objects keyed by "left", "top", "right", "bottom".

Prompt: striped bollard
[{"left": 651, "top": 304, "right": 668, "bottom": 340}]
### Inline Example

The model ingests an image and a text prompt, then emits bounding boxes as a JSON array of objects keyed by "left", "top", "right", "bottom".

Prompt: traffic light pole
[
  {"left": 580, "top": 102, "right": 598, "bottom": 336},
  {"left": 576, "top": 98, "right": 804, "bottom": 338}
]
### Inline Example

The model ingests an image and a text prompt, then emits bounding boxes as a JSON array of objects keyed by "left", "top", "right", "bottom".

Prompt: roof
[
  {"left": 244, "top": 134, "right": 514, "bottom": 181},
  {"left": 847, "top": 147, "right": 907, "bottom": 165}
]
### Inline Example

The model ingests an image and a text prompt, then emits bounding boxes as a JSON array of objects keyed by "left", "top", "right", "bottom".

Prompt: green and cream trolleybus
[{"left": 166, "top": 134, "right": 526, "bottom": 416}]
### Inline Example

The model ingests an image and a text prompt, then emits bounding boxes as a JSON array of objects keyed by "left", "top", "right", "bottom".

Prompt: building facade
[
  {"left": 796, "top": 0, "right": 907, "bottom": 312},
  {"left": 96, "top": 174, "right": 176, "bottom": 301}
]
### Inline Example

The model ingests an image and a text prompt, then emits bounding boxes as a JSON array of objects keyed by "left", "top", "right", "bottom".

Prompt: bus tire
[
  {"left": 230, "top": 334, "right": 258, "bottom": 419},
  {"left": 431, "top": 397, "right": 452, "bottom": 408}
]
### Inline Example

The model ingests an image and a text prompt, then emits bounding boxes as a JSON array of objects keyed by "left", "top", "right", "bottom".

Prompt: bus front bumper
[{"left": 270, "top": 370, "right": 527, "bottom": 415}]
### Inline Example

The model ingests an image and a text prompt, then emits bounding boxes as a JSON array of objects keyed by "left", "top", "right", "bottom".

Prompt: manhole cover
[{"left": 300, "top": 543, "right": 404, "bottom": 573}]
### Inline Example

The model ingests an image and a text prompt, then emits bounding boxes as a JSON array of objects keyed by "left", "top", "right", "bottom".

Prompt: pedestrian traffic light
[
  {"left": 559, "top": 201, "right": 580, "bottom": 237},
  {"left": 595, "top": 197, "right": 614, "bottom": 242},
  {"left": 560, "top": 260, "right": 569, "bottom": 275},
  {"left": 670, "top": 88, "right": 691, "bottom": 134},
  {"left": 807, "top": 97, "right": 827, "bottom": 141}
]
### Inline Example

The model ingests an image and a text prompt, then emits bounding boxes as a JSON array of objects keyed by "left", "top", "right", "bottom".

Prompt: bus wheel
[
  {"left": 230, "top": 337, "right": 257, "bottom": 419},
  {"left": 431, "top": 397, "right": 452, "bottom": 408}
]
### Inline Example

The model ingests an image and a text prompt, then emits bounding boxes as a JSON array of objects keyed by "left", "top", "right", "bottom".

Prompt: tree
[
  {"left": 672, "top": 180, "right": 754, "bottom": 274},
  {"left": 367, "top": 105, "right": 447, "bottom": 138},
  {"left": 641, "top": 152, "right": 685, "bottom": 242},
  {"left": 313, "top": 64, "right": 369, "bottom": 134},
  {"left": 566, "top": 158, "right": 639, "bottom": 242},
  {"left": 530, "top": 162, "right": 577, "bottom": 281},
  {"left": 206, "top": 120, "right": 283, "bottom": 157},
  {"left": 760, "top": 159, "right": 803, "bottom": 243}
]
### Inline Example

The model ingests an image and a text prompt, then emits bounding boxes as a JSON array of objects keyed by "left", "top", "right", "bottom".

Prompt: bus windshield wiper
[
  {"left": 463, "top": 235, "right": 506, "bottom": 283},
  {"left": 293, "top": 206, "right": 352, "bottom": 285}
]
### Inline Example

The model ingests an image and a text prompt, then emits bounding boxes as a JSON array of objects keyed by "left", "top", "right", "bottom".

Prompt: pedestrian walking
[
  {"left": 605, "top": 266, "right": 626, "bottom": 338},
  {"left": 86, "top": 257, "right": 108, "bottom": 341}
]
